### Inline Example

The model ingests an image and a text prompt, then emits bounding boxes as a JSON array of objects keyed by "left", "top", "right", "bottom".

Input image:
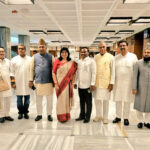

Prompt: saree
[{"left": 53, "top": 59, "right": 77, "bottom": 122}]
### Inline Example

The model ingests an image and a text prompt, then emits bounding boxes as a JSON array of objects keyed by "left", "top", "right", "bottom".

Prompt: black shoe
[
  {"left": 5, "top": 116, "right": 14, "bottom": 121},
  {"left": 137, "top": 122, "right": 143, "bottom": 128},
  {"left": 35, "top": 115, "right": 42, "bottom": 121},
  {"left": 24, "top": 114, "right": 29, "bottom": 119},
  {"left": 124, "top": 119, "right": 129, "bottom": 126},
  {"left": 83, "top": 119, "right": 90, "bottom": 123},
  {"left": 18, "top": 114, "right": 23, "bottom": 120},
  {"left": 112, "top": 117, "right": 121, "bottom": 123},
  {"left": 75, "top": 117, "right": 85, "bottom": 121},
  {"left": 144, "top": 123, "right": 150, "bottom": 129},
  {"left": 0, "top": 117, "right": 5, "bottom": 123},
  {"left": 47, "top": 115, "right": 53, "bottom": 121}
]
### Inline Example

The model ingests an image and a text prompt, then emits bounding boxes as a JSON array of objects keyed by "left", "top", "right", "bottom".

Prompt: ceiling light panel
[
  {"left": 0, "top": 0, "right": 34, "bottom": 4},
  {"left": 136, "top": 17, "right": 150, "bottom": 23},
  {"left": 124, "top": 0, "right": 150, "bottom": 3}
]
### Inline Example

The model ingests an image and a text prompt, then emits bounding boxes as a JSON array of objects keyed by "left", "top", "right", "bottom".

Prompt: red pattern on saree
[
  {"left": 56, "top": 61, "right": 77, "bottom": 98},
  {"left": 57, "top": 113, "right": 70, "bottom": 122}
]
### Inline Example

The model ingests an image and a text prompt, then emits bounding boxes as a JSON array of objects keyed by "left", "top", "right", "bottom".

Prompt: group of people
[{"left": 0, "top": 39, "right": 149, "bottom": 129}]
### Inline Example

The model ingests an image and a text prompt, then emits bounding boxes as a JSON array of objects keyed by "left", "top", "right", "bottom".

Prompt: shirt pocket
[{"left": 84, "top": 62, "right": 90, "bottom": 72}]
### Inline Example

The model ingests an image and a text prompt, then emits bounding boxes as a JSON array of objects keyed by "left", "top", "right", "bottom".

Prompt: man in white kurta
[
  {"left": 11, "top": 44, "right": 31, "bottom": 120},
  {"left": 29, "top": 38, "right": 54, "bottom": 122},
  {"left": 94, "top": 42, "right": 115, "bottom": 124},
  {"left": 113, "top": 40, "right": 138, "bottom": 126},
  {"left": 0, "top": 47, "right": 14, "bottom": 123}
]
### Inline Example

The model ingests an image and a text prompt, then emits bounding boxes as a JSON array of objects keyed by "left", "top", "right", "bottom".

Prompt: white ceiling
[{"left": 0, "top": 0, "right": 150, "bottom": 46}]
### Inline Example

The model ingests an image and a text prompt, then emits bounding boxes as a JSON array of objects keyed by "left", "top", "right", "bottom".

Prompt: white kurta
[
  {"left": 113, "top": 52, "right": 138, "bottom": 102},
  {"left": 11, "top": 55, "right": 32, "bottom": 95},
  {"left": 0, "top": 58, "right": 12, "bottom": 97}
]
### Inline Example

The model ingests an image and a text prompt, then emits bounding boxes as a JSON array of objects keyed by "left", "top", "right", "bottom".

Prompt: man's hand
[
  {"left": 90, "top": 85, "right": 95, "bottom": 92},
  {"left": 132, "top": 89, "right": 137, "bottom": 95},
  {"left": 29, "top": 81, "right": 34, "bottom": 89},
  {"left": 12, "top": 83, "right": 16, "bottom": 89},
  {"left": 55, "top": 84, "right": 59, "bottom": 92},
  {"left": 108, "top": 84, "right": 113, "bottom": 92},
  {"left": 74, "top": 84, "right": 77, "bottom": 89}
]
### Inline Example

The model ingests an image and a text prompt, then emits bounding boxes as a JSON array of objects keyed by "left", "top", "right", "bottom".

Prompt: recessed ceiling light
[
  {"left": 47, "top": 30, "right": 63, "bottom": 35},
  {"left": 0, "top": 0, "right": 34, "bottom": 4},
  {"left": 116, "top": 30, "right": 134, "bottom": 34},
  {"left": 106, "top": 17, "right": 132, "bottom": 26},
  {"left": 29, "top": 30, "right": 47, "bottom": 35},
  {"left": 123, "top": 0, "right": 150, "bottom": 3}
]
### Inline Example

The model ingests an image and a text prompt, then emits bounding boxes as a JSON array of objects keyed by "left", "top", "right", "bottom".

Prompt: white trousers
[
  {"left": 0, "top": 97, "right": 11, "bottom": 117},
  {"left": 116, "top": 101, "right": 130, "bottom": 119},
  {"left": 36, "top": 95, "right": 53, "bottom": 116},
  {"left": 136, "top": 110, "right": 150, "bottom": 123},
  {"left": 95, "top": 99, "right": 109, "bottom": 120}
]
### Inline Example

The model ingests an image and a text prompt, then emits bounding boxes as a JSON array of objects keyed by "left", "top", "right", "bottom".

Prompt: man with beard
[
  {"left": 132, "top": 48, "right": 150, "bottom": 129},
  {"left": 112, "top": 40, "right": 138, "bottom": 126}
]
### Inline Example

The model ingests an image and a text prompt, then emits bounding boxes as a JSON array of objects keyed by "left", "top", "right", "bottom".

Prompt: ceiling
[{"left": 0, "top": 0, "right": 150, "bottom": 47}]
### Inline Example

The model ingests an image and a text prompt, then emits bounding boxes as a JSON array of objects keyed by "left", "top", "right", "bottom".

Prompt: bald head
[{"left": 98, "top": 42, "right": 107, "bottom": 55}]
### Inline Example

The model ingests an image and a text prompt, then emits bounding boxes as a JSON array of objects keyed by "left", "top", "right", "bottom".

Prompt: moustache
[{"left": 120, "top": 48, "right": 125, "bottom": 51}]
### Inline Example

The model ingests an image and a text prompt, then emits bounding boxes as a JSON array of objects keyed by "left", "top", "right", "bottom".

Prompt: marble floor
[{"left": 0, "top": 89, "right": 150, "bottom": 150}]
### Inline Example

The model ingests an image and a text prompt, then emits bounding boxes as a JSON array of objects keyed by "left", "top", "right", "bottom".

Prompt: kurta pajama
[
  {"left": 113, "top": 52, "right": 138, "bottom": 118},
  {"left": 0, "top": 58, "right": 12, "bottom": 117}
]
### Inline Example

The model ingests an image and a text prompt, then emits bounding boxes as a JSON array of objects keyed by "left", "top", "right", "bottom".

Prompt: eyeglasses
[{"left": 18, "top": 48, "right": 25, "bottom": 50}]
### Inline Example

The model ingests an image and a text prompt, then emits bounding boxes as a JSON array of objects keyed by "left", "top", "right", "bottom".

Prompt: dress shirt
[{"left": 77, "top": 56, "right": 96, "bottom": 89}]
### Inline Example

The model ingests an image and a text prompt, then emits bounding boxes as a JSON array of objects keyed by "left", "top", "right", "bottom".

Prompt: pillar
[
  {"left": 18, "top": 35, "right": 30, "bottom": 56},
  {"left": 0, "top": 27, "right": 11, "bottom": 59}
]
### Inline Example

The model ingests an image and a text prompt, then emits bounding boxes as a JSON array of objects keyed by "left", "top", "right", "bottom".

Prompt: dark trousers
[
  {"left": 17, "top": 95, "right": 30, "bottom": 114},
  {"left": 78, "top": 88, "right": 92, "bottom": 121}
]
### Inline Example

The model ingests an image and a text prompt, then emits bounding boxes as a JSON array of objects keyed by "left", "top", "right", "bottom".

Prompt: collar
[{"left": 82, "top": 56, "right": 89, "bottom": 61}]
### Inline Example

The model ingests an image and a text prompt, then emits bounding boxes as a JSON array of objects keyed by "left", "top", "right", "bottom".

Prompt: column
[
  {"left": 0, "top": 27, "right": 11, "bottom": 59},
  {"left": 18, "top": 35, "right": 30, "bottom": 55}
]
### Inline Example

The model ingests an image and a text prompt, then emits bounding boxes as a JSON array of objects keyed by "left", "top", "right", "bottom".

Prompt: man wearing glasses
[
  {"left": 11, "top": 44, "right": 32, "bottom": 120},
  {"left": 113, "top": 40, "right": 137, "bottom": 126},
  {"left": 93, "top": 42, "right": 115, "bottom": 124}
]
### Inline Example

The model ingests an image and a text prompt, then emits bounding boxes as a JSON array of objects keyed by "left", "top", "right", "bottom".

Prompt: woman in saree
[{"left": 52, "top": 47, "right": 77, "bottom": 123}]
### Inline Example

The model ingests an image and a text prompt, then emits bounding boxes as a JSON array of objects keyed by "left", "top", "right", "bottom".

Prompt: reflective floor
[{"left": 0, "top": 89, "right": 150, "bottom": 150}]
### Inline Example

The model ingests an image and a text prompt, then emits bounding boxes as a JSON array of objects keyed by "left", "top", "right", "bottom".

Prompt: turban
[{"left": 38, "top": 38, "right": 46, "bottom": 45}]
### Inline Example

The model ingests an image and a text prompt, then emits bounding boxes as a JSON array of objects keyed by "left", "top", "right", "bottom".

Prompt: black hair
[
  {"left": 80, "top": 47, "right": 89, "bottom": 53},
  {"left": 0, "top": 46, "right": 5, "bottom": 50},
  {"left": 118, "top": 40, "right": 128, "bottom": 47},
  {"left": 58, "top": 47, "right": 71, "bottom": 61}
]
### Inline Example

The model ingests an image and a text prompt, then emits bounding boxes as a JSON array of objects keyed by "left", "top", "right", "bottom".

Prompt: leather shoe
[
  {"left": 83, "top": 119, "right": 90, "bottom": 123},
  {"left": 48, "top": 115, "right": 53, "bottom": 121},
  {"left": 35, "top": 115, "right": 42, "bottom": 121},
  {"left": 5, "top": 116, "right": 14, "bottom": 121},
  {"left": 144, "top": 123, "right": 150, "bottom": 129},
  {"left": 112, "top": 117, "right": 121, "bottom": 123},
  {"left": 24, "top": 114, "right": 29, "bottom": 119},
  {"left": 75, "top": 117, "right": 85, "bottom": 121},
  {"left": 137, "top": 122, "right": 143, "bottom": 128},
  {"left": 18, "top": 114, "right": 23, "bottom": 120},
  {"left": 0, "top": 117, "right": 5, "bottom": 123},
  {"left": 124, "top": 119, "right": 129, "bottom": 126}
]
